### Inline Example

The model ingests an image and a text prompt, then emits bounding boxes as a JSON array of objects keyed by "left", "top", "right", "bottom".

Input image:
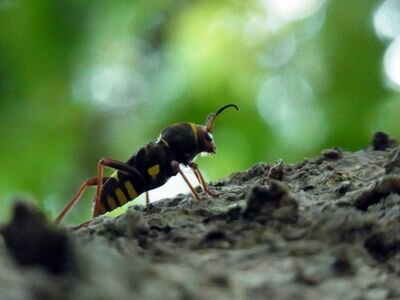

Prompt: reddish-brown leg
[
  {"left": 95, "top": 160, "right": 104, "bottom": 208},
  {"left": 55, "top": 177, "right": 105, "bottom": 224},
  {"left": 57, "top": 158, "right": 146, "bottom": 224},
  {"left": 190, "top": 165, "right": 203, "bottom": 187},
  {"left": 177, "top": 167, "right": 201, "bottom": 201},
  {"left": 189, "top": 162, "right": 219, "bottom": 197}
]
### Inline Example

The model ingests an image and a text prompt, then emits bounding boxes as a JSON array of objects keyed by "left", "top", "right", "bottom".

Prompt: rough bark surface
[{"left": 1, "top": 132, "right": 400, "bottom": 300}]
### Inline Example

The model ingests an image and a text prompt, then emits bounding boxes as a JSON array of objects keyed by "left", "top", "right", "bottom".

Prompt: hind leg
[
  {"left": 55, "top": 177, "right": 109, "bottom": 224},
  {"left": 57, "top": 158, "right": 146, "bottom": 224}
]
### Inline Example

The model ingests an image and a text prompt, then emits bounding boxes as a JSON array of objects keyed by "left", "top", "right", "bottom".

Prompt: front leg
[
  {"left": 171, "top": 160, "right": 201, "bottom": 201},
  {"left": 188, "top": 162, "right": 220, "bottom": 197}
]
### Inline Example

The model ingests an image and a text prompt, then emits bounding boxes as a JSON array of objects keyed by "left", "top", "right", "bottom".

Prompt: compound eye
[{"left": 205, "top": 132, "right": 213, "bottom": 142}]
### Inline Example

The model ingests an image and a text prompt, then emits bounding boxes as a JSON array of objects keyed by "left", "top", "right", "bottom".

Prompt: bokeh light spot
[
  {"left": 261, "top": 0, "right": 326, "bottom": 31},
  {"left": 72, "top": 37, "right": 186, "bottom": 110},
  {"left": 258, "top": 34, "right": 297, "bottom": 68},
  {"left": 373, "top": 0, "right": 400, "bottom": 40},
  {"left": 383, "top": 38, "right": 400, "bottom": 90},
  {"left": 90, "top": 65, "right": 146, "bottom": 108},
  {"left": 267, "top": 0, "right": 325, "bottom": 20},
  {"left": 257, "top": 74, "right": 327, "bottom": 151}
]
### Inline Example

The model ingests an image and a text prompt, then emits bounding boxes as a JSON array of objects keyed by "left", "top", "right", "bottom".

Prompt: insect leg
[
  {"left": 145, "top": 191, "right": 150, "bottom": 206},
  {"left": 189, "top": 162, "right": 202, "bottom": 187},
  {"left": 55, "top": 177, "right": 109, "bottom": 224},
  {"left": 189, "top": 162, "right": 219, "bottom": 197},
  {"left": 171, "top": 161, "right": 201, "bottom": 201}
]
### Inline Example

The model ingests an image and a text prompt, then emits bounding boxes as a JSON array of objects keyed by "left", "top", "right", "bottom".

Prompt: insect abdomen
[{"left": 96, "top": 171, "right": 146, "bottom": 215}]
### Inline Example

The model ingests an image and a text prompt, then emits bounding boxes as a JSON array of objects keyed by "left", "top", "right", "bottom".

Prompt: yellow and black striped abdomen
[{"left": 96, "top": 170, "right": 146, "bottom": 215}]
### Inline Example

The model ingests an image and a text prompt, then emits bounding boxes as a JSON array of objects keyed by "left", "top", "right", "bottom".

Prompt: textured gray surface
[{"left": 1, "top": 134, "right": 400, "bottom": 299}]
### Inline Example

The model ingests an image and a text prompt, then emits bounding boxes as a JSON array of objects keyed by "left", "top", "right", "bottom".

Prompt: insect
[{"left": 55, "top": 104, "right": 239, "bottom": 224}]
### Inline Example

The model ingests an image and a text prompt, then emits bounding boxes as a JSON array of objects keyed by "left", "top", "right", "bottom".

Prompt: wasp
[{"left": 55, "top": 104, "right": 239, "bottom": 224}]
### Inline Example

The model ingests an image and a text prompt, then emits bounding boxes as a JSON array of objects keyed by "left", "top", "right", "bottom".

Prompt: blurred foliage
[{"left": 0, "top": 0, "right": 399, "bottom": 222}]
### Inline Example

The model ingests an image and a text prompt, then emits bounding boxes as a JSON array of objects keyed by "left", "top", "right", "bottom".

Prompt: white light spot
[
  {"left": 72, "top": 39, "right": 186, "bottom": 111},
  {"left": 384, "top": 38, "right": 400, "bottom": 89},
  {"left": 257, "top": 74, "right": 327, "bottom": 151},
  {"left": 374, "top": 0, "right": 400, "bottom": 40},
  {"left": 89, "top": 65, "right": 146, "bottom": 108},
  {"left": 258, "top": 34, "right": 297, "bottom": 68},
  {"left": 266, "top": 0, "right": 326, "bottom": 21},
  {"left": 147, "top": 166, "right": 199, "bottom": 201},
  {"left": 246, "top": 0, "right": 326, "bottom": 36}
]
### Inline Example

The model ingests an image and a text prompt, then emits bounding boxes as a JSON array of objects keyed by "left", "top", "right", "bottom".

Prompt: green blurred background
[{"left": 1, "top": 0, "right": 399, "bottom": 223}]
